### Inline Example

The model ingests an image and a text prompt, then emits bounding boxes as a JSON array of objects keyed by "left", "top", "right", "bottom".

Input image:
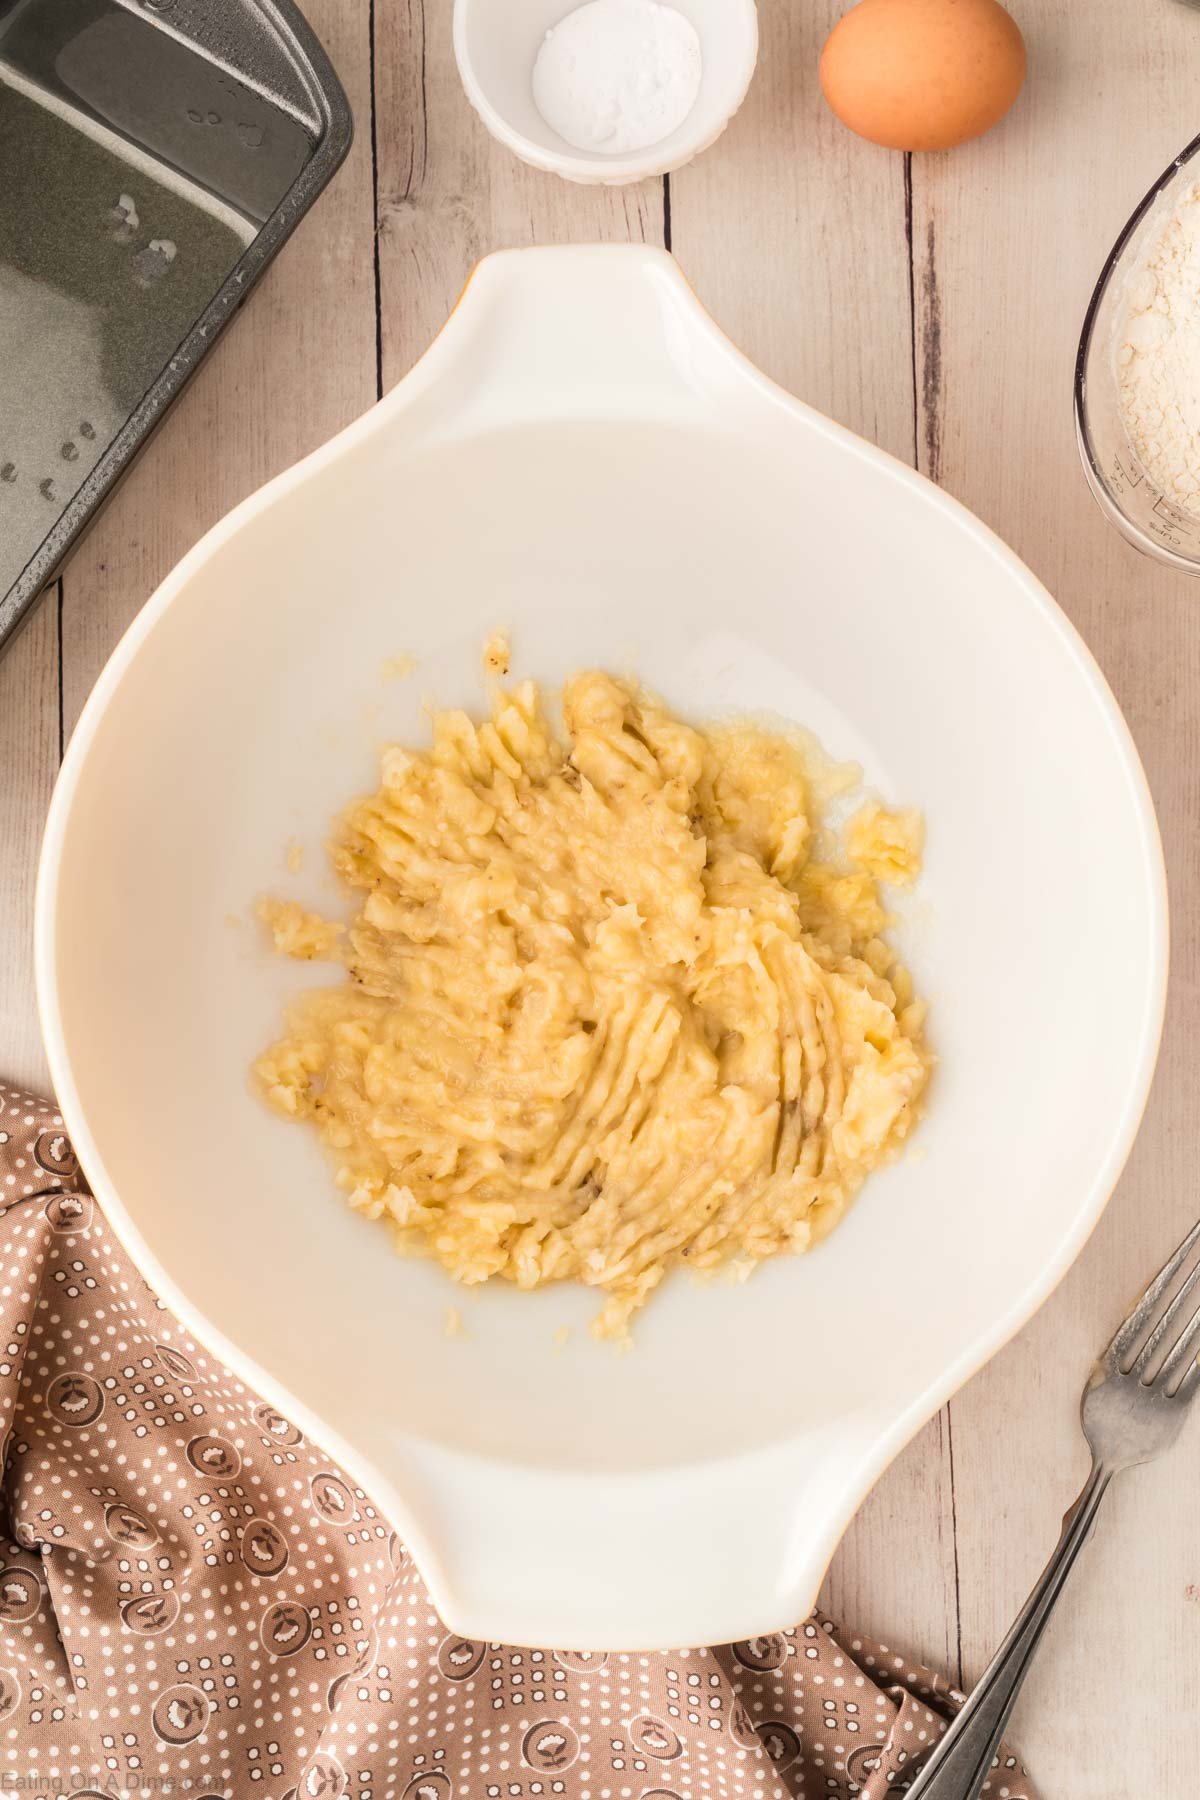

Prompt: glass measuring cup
[{"left": 1075, "top": 130, "right": 1200, "bottom": 573}]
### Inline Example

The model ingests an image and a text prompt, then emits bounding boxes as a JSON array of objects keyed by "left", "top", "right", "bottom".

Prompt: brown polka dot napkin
[{"left": 0, "top": 1080, "right": 1039, "bottom": 1799}]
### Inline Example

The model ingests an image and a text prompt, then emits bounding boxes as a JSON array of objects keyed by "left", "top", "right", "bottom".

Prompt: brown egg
[{"left": 821, "top": 0, "right": 1026, "bottom": 152}]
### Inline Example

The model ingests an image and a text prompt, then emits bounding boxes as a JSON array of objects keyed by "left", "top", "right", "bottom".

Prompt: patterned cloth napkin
[{"left": 0, "top": 1080, "right": 1038, "bottom": 1800}]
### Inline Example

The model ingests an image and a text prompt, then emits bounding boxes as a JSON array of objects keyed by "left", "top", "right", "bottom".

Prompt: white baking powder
[
  {"left": 532, "top": 0, "right": 702, "bottom": 155},
  {"left": 1117, "top": 180, "right": 1200, "bottom": 512}
]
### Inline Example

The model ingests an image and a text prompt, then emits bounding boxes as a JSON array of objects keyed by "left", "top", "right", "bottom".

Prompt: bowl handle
[
  {"left": 377, "top": 1423, "right": 869, "bottom": 1650},
  {"left": 391, "top": 243, "right": 760, "bottom": 425}
]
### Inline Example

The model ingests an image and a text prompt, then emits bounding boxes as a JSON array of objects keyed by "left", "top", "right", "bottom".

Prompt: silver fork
[{"left": 905, "top": 1217, "right": 1200, "bottom": 1800}]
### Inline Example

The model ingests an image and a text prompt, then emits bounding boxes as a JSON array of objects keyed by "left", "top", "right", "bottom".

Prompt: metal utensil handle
[{"left": 904, "top": 1462, "right": 1111, "bottom": 1800}]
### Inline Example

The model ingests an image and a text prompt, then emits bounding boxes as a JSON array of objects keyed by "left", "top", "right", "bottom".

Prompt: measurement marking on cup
[{"left": 1152, "top": 494, "right": 1196, "bottom": 536}]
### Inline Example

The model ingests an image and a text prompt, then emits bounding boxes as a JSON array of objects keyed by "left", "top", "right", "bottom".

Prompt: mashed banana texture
[{"left": 255, "top": 672, "right": 928, "bottom": 1336}]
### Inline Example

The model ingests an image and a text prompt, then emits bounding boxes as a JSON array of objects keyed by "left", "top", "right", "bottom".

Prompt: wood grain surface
[{"left": 3, "top": 4, "right": 1199, "bottom": 1791}]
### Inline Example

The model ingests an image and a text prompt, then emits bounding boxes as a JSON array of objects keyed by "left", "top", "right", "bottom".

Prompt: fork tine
[
  {"left": 1108, "top": 1217, "right": 1200, "bottom": 1365},
  {"left": 1157, "top": 1298, "right": 1200, "bottom": 1393},
  {"left": 1132, "top": 1255, "right": 1200, "bottom": 1375},
  {"left": 1174, "top": 1353, "right": 1200, "bottom": 1405}
]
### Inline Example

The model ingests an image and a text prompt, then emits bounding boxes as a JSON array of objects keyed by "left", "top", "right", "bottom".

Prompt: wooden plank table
[{"left": 4, "top": 3, "right": 1200, "bottom": 1790}]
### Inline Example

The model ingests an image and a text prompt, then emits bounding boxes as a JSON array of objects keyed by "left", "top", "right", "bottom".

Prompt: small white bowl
[{"left": 453, "top": 0, "right": 759, "bottom": 185}]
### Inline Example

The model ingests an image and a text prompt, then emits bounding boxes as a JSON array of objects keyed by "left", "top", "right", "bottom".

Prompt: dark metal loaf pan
[{"left": 0, "top": 0, "right": 352, "bottom": 655}]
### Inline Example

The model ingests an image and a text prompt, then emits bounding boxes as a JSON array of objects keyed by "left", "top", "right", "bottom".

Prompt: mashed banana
[{"left": 254, "top": 671, "right": 929, "bottom": 1336}]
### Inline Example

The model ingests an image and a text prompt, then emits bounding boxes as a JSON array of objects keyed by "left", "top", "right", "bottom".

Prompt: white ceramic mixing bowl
[{"left": 37, "top": 246, "right": 1167, "bottom": 1650}]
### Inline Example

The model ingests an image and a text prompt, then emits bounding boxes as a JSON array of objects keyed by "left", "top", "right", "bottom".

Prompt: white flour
[
  {"left": 1117, "top": 180, "right": 1200, "bottom": 512},
  {"left": 532, "top": 0, "right": 702, "bottom": 155}
]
